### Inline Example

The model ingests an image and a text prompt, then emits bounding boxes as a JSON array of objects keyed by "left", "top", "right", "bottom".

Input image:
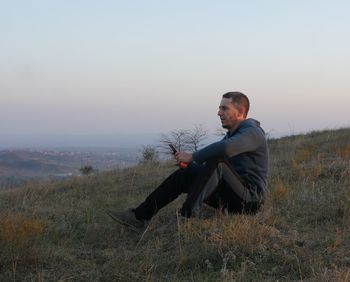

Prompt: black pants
[{"left": 134, "top": 159, "right": 260, "bottom": 220}]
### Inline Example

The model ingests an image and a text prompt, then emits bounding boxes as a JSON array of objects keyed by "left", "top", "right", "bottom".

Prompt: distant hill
[{"left": 0, "top": 128, "right": 349, "bottom": 281}]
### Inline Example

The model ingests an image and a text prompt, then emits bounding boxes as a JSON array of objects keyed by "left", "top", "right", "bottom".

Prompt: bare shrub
[
  {"left": 159, "top": 125, "right": 208, "bottom": 154},
  {"left": 80, "top": 165, "right": 96, "bottom": 175},
  {"left": 184, "top": 124, "right": 208, "bottom": 151},
  {"left": 139, "top": 145, "right": 159, "bottom": 164},
  {"left": 159, "top": 129, "right": 190, "bottom": 154}
]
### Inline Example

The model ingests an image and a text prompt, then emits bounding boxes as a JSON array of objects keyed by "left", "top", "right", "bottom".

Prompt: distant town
[{"left": 0, "top": 147, "right": 140, "bottom": 189}]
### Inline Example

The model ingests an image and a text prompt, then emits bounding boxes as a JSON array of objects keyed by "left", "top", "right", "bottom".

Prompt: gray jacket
[{"left": 192, "top": 118, "right": 269, "bottom": 201}]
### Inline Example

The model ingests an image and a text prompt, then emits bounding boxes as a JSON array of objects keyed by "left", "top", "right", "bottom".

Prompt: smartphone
[
  {"left": 168, "top": 144, "right": 188, "bottom": 168},
  {"left": 168, "top": 144, "right": 177, "bottom": 154}
]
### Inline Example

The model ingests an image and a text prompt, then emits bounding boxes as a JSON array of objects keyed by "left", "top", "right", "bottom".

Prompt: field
[{"left": 0, "top": 128, "right": 349, "bottom": 281}]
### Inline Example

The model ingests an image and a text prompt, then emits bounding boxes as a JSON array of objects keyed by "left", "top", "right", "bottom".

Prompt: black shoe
[{"left": 105, "top": 208, "right": 144, "bottom": 231}]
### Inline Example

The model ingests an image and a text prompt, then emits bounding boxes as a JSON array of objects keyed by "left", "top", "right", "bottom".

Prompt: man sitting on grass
[{"left": 106, "top": 91, "right": 269, "bottom": 230}]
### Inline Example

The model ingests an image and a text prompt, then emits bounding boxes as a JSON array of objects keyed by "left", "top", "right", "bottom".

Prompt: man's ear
[{"left": 238, "top": 106, "right": 245, "bottom": 117}]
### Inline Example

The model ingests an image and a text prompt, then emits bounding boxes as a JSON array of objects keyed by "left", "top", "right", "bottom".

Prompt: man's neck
[{"left": 227, "top": 119, "right": 245, "bottom": 133}]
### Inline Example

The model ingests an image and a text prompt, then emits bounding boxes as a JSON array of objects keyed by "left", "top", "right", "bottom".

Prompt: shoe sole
[{"left": 105, "top": 209, "right": 140, "bottom": 232}]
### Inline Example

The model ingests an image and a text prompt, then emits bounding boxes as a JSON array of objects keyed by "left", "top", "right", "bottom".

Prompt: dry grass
[
  {"left": 0, "top": 214, "right": 45, "bottom": 281},
  {"left": 0, "top": 128, "right": 349, "bottom": 281}
]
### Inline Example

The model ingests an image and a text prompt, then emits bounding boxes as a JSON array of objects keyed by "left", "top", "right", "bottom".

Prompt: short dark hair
[{"left": 222, "top": 91, "right": 250, "bottom": 117}]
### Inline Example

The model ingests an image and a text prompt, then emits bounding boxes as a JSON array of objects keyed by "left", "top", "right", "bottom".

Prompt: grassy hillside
[{"left": 0, "top": 128, "right": 349, "bottom": 281}]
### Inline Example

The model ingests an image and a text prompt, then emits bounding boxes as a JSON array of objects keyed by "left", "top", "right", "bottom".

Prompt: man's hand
[{"left": 175, "top": 151, "right": 193, "bottom": 164}]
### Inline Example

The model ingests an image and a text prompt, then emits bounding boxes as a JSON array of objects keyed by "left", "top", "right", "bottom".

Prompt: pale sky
[{"left": 1, "top": 1, "right": 349, "bottom": 147}]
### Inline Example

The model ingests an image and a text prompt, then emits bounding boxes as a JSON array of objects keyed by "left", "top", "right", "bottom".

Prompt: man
[{"left": 106, "top": 92, "right": 268, "bottom": 230}]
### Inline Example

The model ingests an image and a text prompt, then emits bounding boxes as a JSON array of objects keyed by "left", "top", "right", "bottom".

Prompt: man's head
[{"left": 218, "top": 92, "right": 250, "bottom": 131}]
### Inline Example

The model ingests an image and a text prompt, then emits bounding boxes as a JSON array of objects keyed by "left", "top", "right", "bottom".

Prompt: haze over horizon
[{"left": 1, "top": 1, "right": 349, "bottom": 149}]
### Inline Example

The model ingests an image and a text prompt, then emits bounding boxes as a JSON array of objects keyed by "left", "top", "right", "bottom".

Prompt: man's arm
[{"left": 192, "top": 126, "right": 264, "bottom": 165}]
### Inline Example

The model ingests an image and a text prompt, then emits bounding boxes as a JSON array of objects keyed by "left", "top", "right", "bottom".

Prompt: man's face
[{"left": 217, "top": 98, "right": 245, "bottom": 131}]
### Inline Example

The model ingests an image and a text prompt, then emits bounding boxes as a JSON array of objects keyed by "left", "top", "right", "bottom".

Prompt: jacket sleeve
[{"left": 192, "top": 126, "right": 264, "bottom": 165}]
